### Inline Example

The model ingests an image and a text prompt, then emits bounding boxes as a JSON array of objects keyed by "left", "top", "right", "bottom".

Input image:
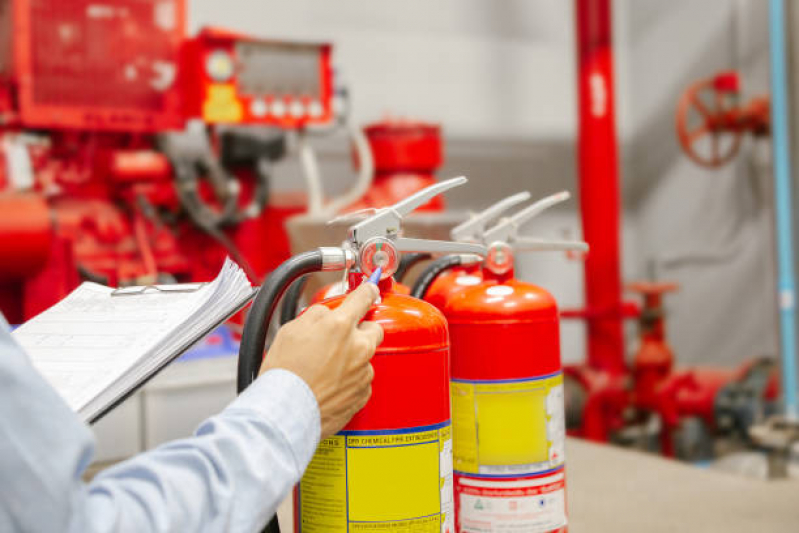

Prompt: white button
[
  {"left": 308, "top": 100, "right": 323, "bottom": 118},
  {"left": 250, "top": 98, "right": 267, "bottom": 118},
  {"left": 271, "top": 100, "right": 286, "bottom": 118},
  {"left": 289, "top": 100, "right": 305, "bottom": 118}
]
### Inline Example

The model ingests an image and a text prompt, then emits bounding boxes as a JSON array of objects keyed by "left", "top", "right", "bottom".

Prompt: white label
[
  {"left": 485, "top": 285, "right": 514, "bottom": 297},
  {"left": 458, "top": 475, "right": 566, "bottom": 533},
  {"left": 441, "top": 438, "right": 455, "bottom": 532}
]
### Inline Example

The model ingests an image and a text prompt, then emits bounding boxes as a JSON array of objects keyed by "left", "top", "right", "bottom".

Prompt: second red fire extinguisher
[{"left": 413, "top": 191, "right": 587, "bottom": 533}]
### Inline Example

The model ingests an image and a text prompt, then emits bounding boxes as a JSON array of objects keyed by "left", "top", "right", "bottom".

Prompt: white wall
[{"left": 622, "top": 0, "right": 779, "bottom": 367}]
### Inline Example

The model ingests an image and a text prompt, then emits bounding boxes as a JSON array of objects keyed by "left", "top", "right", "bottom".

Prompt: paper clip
[{"left": 110, "top": 283, "right": 206, "bottom": 297}]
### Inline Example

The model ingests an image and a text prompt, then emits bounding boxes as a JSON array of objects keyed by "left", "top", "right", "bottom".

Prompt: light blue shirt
[{"left": 0, "top": 315, "right": 320, "bottom": 532}]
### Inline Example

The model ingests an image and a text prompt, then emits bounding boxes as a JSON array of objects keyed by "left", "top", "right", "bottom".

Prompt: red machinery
[
  {"left": 0, "top": 0, "right": 337, "bottom": 323},
  {"left": 676, "top": 70, "right": 770, "bottom": 168},
  {"left": 348, "top": 119, "right": 446, "bottom": 212},
  {"left": 236, "top": 178, "right": 486, "bottom": 533}
]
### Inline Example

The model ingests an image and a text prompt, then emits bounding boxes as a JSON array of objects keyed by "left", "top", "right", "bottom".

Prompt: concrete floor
[{"left": 566, "top": 438, "right": 799, "bottom": 532}]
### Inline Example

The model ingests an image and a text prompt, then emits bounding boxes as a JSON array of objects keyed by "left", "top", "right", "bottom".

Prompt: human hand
[{"left": 260, "top": 282, "right": 383, "bottom": 439}]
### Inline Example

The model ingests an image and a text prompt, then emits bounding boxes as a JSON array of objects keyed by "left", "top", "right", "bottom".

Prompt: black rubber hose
[
  {"left": 394, "top": 253, "right": 431, "bottom": 283},
  {"left": 279, "top": 275, "right": 310, "bottom": 325},
  {"left": 238, "top": 250, "right": 324, "bottom": 393},
  {"left": 410, "top": 255, "right": 463, "bottom": 299}
]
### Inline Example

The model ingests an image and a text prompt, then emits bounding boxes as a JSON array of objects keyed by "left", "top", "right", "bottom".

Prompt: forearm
[{"left": 77, "top": 369, "right": 320, "bottom": 533}]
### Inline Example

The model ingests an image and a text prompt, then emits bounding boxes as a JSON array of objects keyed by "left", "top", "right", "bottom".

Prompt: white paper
[{"left": 12, "top": 258, "right": 253, "bottom": 422}]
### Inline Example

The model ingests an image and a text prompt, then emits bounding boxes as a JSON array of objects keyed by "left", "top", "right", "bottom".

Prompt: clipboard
[{"left": 88, "top": 286, "right": 257, "bottom": 425}]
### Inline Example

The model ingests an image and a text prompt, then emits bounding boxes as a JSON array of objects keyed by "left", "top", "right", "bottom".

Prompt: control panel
[{"left": 183, "top": 27, "right": 333, "bottom": 128}]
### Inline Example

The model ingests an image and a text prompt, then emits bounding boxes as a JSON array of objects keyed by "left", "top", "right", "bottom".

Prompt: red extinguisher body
[
  {"left": 311, "top": 279, "right": 410, "bottom": 305},
  {"left": 423, "top": 263, "right": 483, "bottom": 310},
  {"left": 295, "top": 283, "right": 455, "bottom": 533},
  {"left": 442, "top": 272, "right": 567, "bottom": 533}
]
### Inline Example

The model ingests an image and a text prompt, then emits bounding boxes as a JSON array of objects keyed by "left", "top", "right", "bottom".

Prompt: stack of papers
[{"left": 12, "top": 258, "right": 254, "bottom": 423}]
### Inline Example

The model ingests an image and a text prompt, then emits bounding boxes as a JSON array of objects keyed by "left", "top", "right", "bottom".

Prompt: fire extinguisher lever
[
  {"left": 483, "top": 190, "right": 579, "bottom": 246},
  {"left": 348, "top": 176, "right": 469, "bottom": 245},
  {"left": 346, "top": 176, "right": 488, "bottom": 280},
  {"left": 393, "top": 237, "right": 485, "bottom": 256},
  {"left": 450, "top": 191, "right": 532, "bottom": 243}
]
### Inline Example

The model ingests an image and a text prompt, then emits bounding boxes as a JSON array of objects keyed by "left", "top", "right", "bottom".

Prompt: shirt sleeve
[{"left": 0, "top": 316, "right": 321, "bottom": 533}]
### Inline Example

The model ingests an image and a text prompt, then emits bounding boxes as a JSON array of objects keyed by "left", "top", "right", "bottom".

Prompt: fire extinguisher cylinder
[{"left": 237, "top": 177, "right": 488, "bottom": 532}]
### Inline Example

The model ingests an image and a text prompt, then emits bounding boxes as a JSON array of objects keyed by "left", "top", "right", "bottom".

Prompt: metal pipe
[
  {"left": 768, "top": 0, "right": 799, "bottom": 419},
  {"left": 574, "top": 0, "right": 626, "bottom": 375}
]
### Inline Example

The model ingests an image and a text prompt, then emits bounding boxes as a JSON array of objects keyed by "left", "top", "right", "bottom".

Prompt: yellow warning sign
[
  {"left": 451, "top": 373, "right": 565, "bottom": 476},
  {"left": 300, "top": 422, "right": 453, "bottom": 532}
]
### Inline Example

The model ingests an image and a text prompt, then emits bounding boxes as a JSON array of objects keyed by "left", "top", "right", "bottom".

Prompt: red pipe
[{"left": 575, "top": 0, "right": 626, "bottom": 375}]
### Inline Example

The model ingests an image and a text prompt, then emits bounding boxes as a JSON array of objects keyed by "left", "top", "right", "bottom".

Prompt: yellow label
[
  {"left": 451, "top": 374, "right": 565, "bottom": 476},
  {"left": 202, "top": 83, "right": 243, "bottom": 123},
  {"left": 300, "top": 423, "right": 454, "bottom": 532}
]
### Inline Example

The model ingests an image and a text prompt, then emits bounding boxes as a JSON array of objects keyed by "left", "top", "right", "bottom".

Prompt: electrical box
[
  {"left": 183, "top": 27, "right": 333, "bottom": 128},
  {"left": 0, "top": 0, "right": 186, "bottom": 132}
]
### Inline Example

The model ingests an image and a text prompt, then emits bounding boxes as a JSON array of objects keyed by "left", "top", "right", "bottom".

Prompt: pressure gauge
[
  {"left": 359, "top": 237, "right": 398, "bottom": 281},
  {"left": 206, "top": 50, "right": 235, "bottom": 82},
  {"left": 485, "top": 242, "right": 513, "bottom": 275}
]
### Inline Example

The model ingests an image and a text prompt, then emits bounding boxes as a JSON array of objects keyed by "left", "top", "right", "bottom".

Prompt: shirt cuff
[{"left": 227, "top": 368, "right": 321, "bottom": 472}]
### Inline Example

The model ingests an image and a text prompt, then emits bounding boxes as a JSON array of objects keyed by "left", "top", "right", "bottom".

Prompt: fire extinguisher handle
[
  {"left": 349, "top": 176, "right": 468, "bottom": 246},
  {"left": 450, "top": 191, "right": 532, "bottom": 243},
  {"left": 394, "top": 237, "right": 487, "bottom": 257},
  {"left": 483, "top": 191, "right": 572, "bottom": 244}
]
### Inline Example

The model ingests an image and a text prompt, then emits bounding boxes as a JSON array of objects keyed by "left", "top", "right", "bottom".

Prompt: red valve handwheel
[{"left": 676, "top": 71, "right": 744, "bottom": 169}]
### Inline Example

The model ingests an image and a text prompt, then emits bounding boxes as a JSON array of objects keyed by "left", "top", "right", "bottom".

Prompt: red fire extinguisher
[
  {"left": 238, "top": 177, "right": 487, "bottom": 533},
  {"left": 413, "top": 191, "right": 587, "bottom": 533}
]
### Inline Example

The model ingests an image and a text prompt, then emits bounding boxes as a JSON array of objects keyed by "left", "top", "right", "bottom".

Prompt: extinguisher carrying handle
[
  {"left": 349, "top": 176, "right": 468, "bottom": 248},
  {"left": 483, "top": 190, "right": 571, "bottom": 244},
  {"left": 411, "top": 254, "right": 483, "bottom": 299},
  {"left": 450, "top": 191, "right": 532, "bottom": 243}
]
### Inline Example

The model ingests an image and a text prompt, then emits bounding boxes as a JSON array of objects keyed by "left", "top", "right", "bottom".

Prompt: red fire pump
[
  {"left": 348, "top": 119, "right": 446, "bottom": 212},
  {"left": 676, "top": 70, "right": 770, "bottom": 168},
  {"left": 237, "top": 178, "right": 486, "bottom": 533},
  {"left": 412, "top": 191, "right": 587, "bottom": 533},
  {"left": 0, "top": 0, "right": 351, "bottom": 324}
]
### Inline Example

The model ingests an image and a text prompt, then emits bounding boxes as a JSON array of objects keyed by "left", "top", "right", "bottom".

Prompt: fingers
[
  {"left": 335, "top": 282, "right": 379, "bottom": 326},
  {"left": 357, "top": 321, "right": 384, "bottom": 354},
  {"left": 298, "top": 304, "right": 329, "bottom": 323}
]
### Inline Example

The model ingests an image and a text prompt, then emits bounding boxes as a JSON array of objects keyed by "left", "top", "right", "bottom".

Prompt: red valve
[{"left": 676, "top": 70, "right": 770, "bottom": 168}]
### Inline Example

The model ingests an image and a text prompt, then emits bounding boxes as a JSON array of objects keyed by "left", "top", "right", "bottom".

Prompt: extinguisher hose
[
  {"left": 279, "top": 275, "right": 310, "bottom": 325},
  {"left": 411, "top": 255, "right": 464, "bottom": 299},
  {"left": 394, "top": 253, "right": 431, "bottom": 283},
  {"left": 238, "top": 250, "right": 325, "bottom": 393}
]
